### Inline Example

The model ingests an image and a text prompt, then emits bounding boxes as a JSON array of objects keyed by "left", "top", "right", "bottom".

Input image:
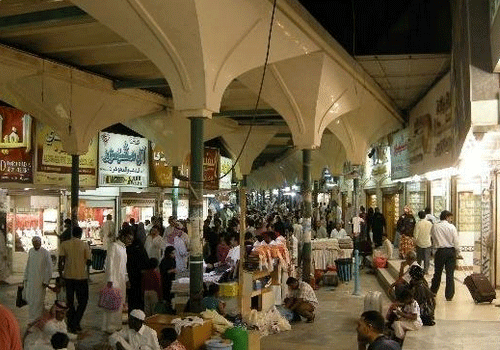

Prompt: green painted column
[
  {"left": 189, "top": 117, "right": 204, "bottom": 311},
  {"left": 71, "top": 155, "right": 79, "bottom": 228},
  {"left": 302, "top": 149, "right": 312, "bottom": 282}
]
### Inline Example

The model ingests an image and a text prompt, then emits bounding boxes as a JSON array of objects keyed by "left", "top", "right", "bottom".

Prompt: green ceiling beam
[{"left": 0, "top": 6, "right": 89, "bottom": 30}]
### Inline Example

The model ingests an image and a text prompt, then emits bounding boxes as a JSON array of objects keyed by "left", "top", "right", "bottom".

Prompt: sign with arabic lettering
[
  {"left": 179, "top": 148, "right": 220, "bottom": 190},
  {"left": 149, "top": 142, "right": 173, "bottom": 187},
  {"left": 0, "top": 106, "right": 33, "bottom": 183},
  {"left": 204, "top": 148, "right": 219, "bottom": 191},
  {"left": 35, "top": 122, "right": 97, "bottom": 186},
  {"left": 390, "top": 129, "right": 410, "bottom": 180},
  {"left": 98, "top": 132, "right": 148, "bottom": 187},
  {"left": 219, "top": 156, "right": 232, "bottom": 189}
]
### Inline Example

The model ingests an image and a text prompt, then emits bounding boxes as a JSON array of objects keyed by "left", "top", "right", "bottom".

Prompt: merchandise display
[
  {"left": 312, "top": 238, "right": 353, "bottom": 270},
  {"left": 458, "top": 192, "right": 481, "bottom": 232}
]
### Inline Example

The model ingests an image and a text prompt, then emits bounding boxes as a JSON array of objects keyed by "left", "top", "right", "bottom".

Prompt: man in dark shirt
[{"left": 357, "top": 310, "right": 401, "bottom": 350}]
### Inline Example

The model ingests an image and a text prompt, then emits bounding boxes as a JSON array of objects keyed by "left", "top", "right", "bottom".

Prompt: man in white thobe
[
  {"left": 24, "top": 236, "right": 53, "bottom": 323},
  {"left": 103, "top": 232, "right": 131, "bottom": 333},
  {"left": 109, "top": 309, "right": 161, "bottom": 350},
  {"left": 101, "top": 214, "right": 116, "bottom": 249}
]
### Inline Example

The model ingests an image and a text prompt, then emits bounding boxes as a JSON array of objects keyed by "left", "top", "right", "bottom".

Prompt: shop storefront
[
  {"left": 405, "top": 180, "right": 428, "bottom": 214},
  {"left": 8, "top": 191, "right": 61, "bottom": 274}
]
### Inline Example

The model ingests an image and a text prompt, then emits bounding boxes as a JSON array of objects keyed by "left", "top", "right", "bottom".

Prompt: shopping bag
[
  {"left": 98, "top": 286, "right": 122, "bottom": 311},
  {"left": 16, "top": 285, "right": 27, "bottom": 308}
]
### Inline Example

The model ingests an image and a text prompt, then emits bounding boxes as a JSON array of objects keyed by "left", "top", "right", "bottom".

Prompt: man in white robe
[
  {"left": 24, "top": 236, "right": 53, "bottom": 323},
  {"left": 102, "top": 232, "right": 132, "bottom": 333},
  {"left": 101, "top": 214, "right": 116, "bottom": 249}
]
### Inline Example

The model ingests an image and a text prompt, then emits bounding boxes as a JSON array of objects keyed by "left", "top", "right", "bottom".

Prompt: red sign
[
  {"left": 179, "top": 148, "right": 220, "bottom": 190},
  {"left": 0, "top": 107, "right": 33, "bottom": 183}
]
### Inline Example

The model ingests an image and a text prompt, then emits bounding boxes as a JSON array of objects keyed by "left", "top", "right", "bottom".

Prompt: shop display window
[{"left": 78, "top": 200, "right": 114, "bottom": 244}]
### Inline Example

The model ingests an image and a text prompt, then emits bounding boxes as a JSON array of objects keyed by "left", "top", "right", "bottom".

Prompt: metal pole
[
  {"left": 238, "top": 175, "right": 247, "bottom": 314},
  {"left": 189, "top": 117, "right": 204, "bottom": 312},
  {"left": 302, "top": 149, "right": 312, "bottom": 282},
  {"left": 352, "top": 249, "right": 362, "bottom": 295},
  {"left": 71, "top": 155, "right": 79, "bottom": 228}
]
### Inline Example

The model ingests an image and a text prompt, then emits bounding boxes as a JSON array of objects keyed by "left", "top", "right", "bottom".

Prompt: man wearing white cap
[
  {"left": 24, "top": 236, "right": 53, "bottom": 323},
  {"left": 109, "top": 309, "right": 160, "bottom": 350}
]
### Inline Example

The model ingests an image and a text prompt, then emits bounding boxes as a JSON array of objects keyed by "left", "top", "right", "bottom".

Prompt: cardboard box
[
  {"left": 219, "top": 282, "right": 239, "bottom": 297},
  {"left": 248, "top": 330, "right": 261, "bottom": 350},
  {"left": 146, "top": 314, "right": 213, "bottom": 350}
]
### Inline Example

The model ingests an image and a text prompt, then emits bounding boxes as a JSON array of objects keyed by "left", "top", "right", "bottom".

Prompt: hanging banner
[
  {"left": 179, "top": 148, "right": 220, "bottom": 190},
  {"left": 204, "top": 148, "right": 219, "bottom": 191},
  {"left": 407, "top": 73, "right": 454, "bottom": 175},
  {"left": 219, "top": 156, "right": 233, "bottom": 189},
  {"left": 35, "top": 122, "right": 97, "bottom": 186},
  {"left": 149, "top": 142, "right": 173, "bottom": 187},
  {"left": 98, "top": 132, "right": 148, "bottom": 187},
  {"left": 390, "top": 129, "right": 410, "bottom": 180},
  {"left": 0, "top": 106, "right": 33, "bottom": 183}
]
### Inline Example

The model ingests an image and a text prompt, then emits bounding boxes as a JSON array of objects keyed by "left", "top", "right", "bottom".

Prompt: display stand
[{"left": 240, "top": 267, "right": 279, "bottom": 318}]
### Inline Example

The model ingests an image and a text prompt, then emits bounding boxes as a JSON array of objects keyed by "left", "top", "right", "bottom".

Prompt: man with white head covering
[
  {"left": 24, "top": 236, "right": 53, "bottom": 323},
  {"left": 109, "top": 309, "right": 161, "bottom": 350}
]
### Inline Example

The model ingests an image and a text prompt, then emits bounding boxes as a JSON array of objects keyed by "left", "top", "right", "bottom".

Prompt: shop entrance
[{"left": 383, "top": 193, "right": 399, "bottom": 242}]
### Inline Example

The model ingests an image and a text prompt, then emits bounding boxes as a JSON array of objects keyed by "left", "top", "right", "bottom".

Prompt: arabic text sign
[
  {"left": 204, "top": 148, "right": 219, "bottom": 191},
  {"left": 35, "top": 122, "right": 97, "bottom": 186},
  {"left": 149, "top": 143, "right": 173, "bottom": 187},
  {"left": 98, "top": 132, "right": 149, "bottom": 187},
  {"left": 0, "top": 107, "right": 33, "bottom": 183},
  {"left": 390, "top": 129, "right": 410, "bottom": 180},
  {"left": 219, "top": 156, "right": 232, "bottom": 189}
]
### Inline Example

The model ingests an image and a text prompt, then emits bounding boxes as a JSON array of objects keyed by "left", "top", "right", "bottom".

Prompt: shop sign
[
  {"left": 407, "top": 73, "right": 455, "bottom": 175},
  {"left": 98, "top": 132, "right": 148, "bottom": 188},
  {"left": 390, "top": 129, "right": 410, "bottom": 180},
  {"left": 0, "top": 107, "right": 33, "bottom": 183},
  {"left": 219, "top": 156, "right": 232, "bottom": 189},
  {"left": 180, "top": 148, "right": 220, "bottom": 190},
  {"left": 149, "top": 142, "right": 173, "bottom": 187},
  {"left": 204, "top": 148, "right": 219, "bottom": 191},
  {"left": 35, "top": 122, "right": 97, "bottom": 186}
]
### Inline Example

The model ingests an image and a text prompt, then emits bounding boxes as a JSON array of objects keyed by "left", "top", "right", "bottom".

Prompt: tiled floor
[{"left": 2, "top": 268, "right": 500, "bottom": 350}]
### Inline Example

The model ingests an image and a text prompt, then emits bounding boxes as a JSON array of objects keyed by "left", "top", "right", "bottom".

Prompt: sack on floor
[
  {"left": 373, "top": 256, "right": 387, "bottom": 268},
  {"left": 98, "top": 286, "right": 122, "bottom": 311},
  {"left": 16, "top": 286, "right": 27, "bottom": 308}
]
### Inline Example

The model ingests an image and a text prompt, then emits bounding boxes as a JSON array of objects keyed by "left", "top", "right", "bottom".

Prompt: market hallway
[{"left": 261, "top": 270, "right": 500, "bottom": 350}]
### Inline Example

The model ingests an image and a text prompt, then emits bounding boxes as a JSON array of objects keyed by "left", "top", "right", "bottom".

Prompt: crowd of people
[{"left": 0, "top": 196, "right": 463, "bottom": 350}]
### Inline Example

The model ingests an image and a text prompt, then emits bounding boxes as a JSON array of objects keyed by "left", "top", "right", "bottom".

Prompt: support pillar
[
  {"left": 238, "top": 175, "right": 247, "bottom": 314},
  {"left": 71, "top": 155, "right": 79, "bottom": 228},
  {"left": 353, "top": 178, "right": 359, "bottom": 217},
  {"left": 189, "top": 117, "right": 204, "bottom": 311},
  {"left": 302, "top": 149, "right": 312, "bottom": 282}
]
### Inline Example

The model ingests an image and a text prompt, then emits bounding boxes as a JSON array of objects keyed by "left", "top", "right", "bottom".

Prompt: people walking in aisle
[
  {"left": 102, "top": 230, "right": 132, "bottom": 333},
  {"left": 101, "top": 214, "right": 116, "bottom": 249},
  {"left": 58, "top": 226, "right": 91, "bottom": 333},
  {"left": 126, "top": 230, "right": 150, "bottom": 312},
  {"left": 430, "top": 210, "right": 461, "bottom": 301},
  {"left": 424, "top": 207, "right": 437, "bottom": 223},
  {"left": 371, "top": 207, "right": 386, "bottom": 247},
  {"left": 160, "top": 246, "right": 176, "bottom": 311},
  {"left": 414, "top": 210, "right": 433, "bottom": 274},
  {"left": 0, "top": 303, "right": 23, "bottom": 350},
  {"left": 24, "top": 236, "right": 53, "bottom": 323},
  {"left": 396, "top": 206, "right": 416, "bottom": 259},
  {"left": 144, "top": 226, "right": 163, "bottom": 262}
]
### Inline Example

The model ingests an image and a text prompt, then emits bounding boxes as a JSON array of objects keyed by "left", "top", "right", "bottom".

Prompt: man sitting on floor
[
  {"left": 357, "top": 310, "right": 401, "bottom": 350},
  {"left": 284, "top": 277, "right": 318, "bottom": 323},
  {"left": 109, "top": 309, "right": 161, "bottom": 350}
]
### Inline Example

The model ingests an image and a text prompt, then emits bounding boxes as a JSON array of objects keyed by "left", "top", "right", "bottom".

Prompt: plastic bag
[
  {"left": 16, "top": 285, "right": 27, "bottom": 308},
  {"left": 98, "top": 286, "right": 122, "bottom": 311}
]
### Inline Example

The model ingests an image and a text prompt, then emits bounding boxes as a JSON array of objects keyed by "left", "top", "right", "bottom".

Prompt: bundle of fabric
[
  {"left": 201, "top": 309, "right": 234, "bottom": 333},
  {"left": 247, "top": 306, "right": 291, "bottom": 336},
  {"left": 171, "top": 316, "right": 205, "bottom": 334},
  {"left": 311, "top": 238, "right": 343, "bottom": 270}
]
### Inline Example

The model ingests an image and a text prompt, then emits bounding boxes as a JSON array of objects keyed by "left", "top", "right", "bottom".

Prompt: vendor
[
  {"left": 109, "top": 309, "right": 161, "bottom": 350},
  {"left": 159, "top": 328, "right": 186, "bottom": 350},
  {"left": 330, "top": 223, "right": 347, "bottom": 239},
  {"left": 284, "top": 277, "right": 318, "bottom": 323},
  {"left": 201, "top": 284, "right": 226, "bottom": 315}
]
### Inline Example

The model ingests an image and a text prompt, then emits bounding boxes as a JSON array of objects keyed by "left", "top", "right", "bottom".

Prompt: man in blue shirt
[{"left": 357, "top": 310, "right": 401, "bottom": 350}]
